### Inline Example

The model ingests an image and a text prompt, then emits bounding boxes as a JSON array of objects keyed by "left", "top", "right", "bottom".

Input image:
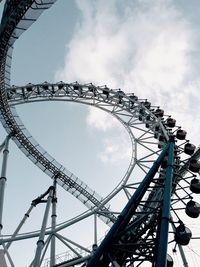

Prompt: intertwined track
[{"left": 0, "top": 1, "right": 199, "bottom": 266}]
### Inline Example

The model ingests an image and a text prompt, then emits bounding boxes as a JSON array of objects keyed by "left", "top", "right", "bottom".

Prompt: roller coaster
[{"left": 0, "top": 1, "right": 200, "bottom": 266}]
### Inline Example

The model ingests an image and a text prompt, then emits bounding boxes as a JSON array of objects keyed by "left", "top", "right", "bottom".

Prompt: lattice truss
[{"left": 0, "top": 1, "right": 200, "bottom": 267}]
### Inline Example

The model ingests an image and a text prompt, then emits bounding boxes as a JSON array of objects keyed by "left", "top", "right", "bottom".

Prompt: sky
[{"left": 1, "top": 0, "right": 200, "bottom": 266}]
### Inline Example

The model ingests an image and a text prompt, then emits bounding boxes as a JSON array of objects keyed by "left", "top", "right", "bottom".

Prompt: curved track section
[
  {"left": 1, "top": 2, "right": 200, "bottom": 266},
  {"left": 0, "top": 0, "right": 117, "bottom": 225},
  {"left": 6, "top": 83, "right": 200, "bottom": 215},
  {"left": 5, "top": 82, "right": 200, "bottom": 266},
  {"left": 0, "top": 0, "right": 174, "bottom": 225}
]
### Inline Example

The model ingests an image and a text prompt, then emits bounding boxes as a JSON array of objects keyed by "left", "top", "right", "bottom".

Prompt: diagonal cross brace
[{"left": 86, "top": 140, "right": 174, "bottom": 267}]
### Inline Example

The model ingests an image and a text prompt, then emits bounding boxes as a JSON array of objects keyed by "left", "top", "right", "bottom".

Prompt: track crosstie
[{"left": 0, "top": 1, "right": 200, "bottom": 267}]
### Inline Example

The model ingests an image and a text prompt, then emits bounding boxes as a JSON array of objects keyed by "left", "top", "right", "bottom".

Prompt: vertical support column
[
  {"left": 86, "top": 142, "right": 170, "bottom": 267},
  {"left": 0, "top": 136, "right": 10, "bottom": 235},
  {"left": 155, "top": 139, "right": 174, "bottom": 267},
  {"left": 33, "top": 186, "right": 54, "bottom": 267},
  {"left": 50, "top": 179, "right": 57, "bottom": 267},
  {"left": 94, "top": 213, "right": 97, "bottom": 245}
]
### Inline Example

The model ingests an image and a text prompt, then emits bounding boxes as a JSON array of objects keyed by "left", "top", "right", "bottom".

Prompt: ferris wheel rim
[
  {"left": 5, "top": 82, "right": 170, "bottom": 203},
  {"left": 0, "top": 0, "right": 172, "bottom": 227},
  {"left": 1, "top": 2, "right": 200, "bottom": 266}
]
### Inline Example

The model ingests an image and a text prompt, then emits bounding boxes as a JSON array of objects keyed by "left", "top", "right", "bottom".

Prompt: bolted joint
[
  {"left": 0, "top": 176, "right": 7, "bottom": 181},
  {"left": 37, "top": 239, "right": 45, "bottom": 246},
  {"left": 8, "top": 130, "right": 17, "bottom": 138},
  {"left": 52, "top": 197, "right": 57, "bottom": 203},
  {"left": 2, "top": 148, "right": 9, "bottom": 154},
  {"left": 49, "top": 185, "right": 55, "bottom": 192}
]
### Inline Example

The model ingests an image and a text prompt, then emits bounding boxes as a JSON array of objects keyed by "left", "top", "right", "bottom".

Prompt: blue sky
[{"left": 1, "top": 0, "right": 200, "bottom": 266}]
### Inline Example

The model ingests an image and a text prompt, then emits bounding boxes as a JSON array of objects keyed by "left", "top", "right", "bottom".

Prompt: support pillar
[
  {"left": 33, "top": 186, "right": 54, "bottom": 267},
  {"left": 94, "top": 213, "right": 97, "bottom": 245},
  {"left": 50, "top": 179, "right": 57, "bottom": 267},
  {"left": 6, "top": 204, "right": 34, "bottom": 250},
  {"left": 86, "top": 142, "right": 170, "bottom": 267},
  {"left": 0, "top": 136, "right": 10, "bottom": 235},
  {"left": 155, "top": 139, "right": 174, "bottom": 267},
  {"left": 0, "top": 249, "right": 7, "bottom": 267}
]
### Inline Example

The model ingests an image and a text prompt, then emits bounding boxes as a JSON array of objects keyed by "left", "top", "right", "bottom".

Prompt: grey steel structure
[{"left": 0, "top": 1, "right": 200, "bottom": 266}]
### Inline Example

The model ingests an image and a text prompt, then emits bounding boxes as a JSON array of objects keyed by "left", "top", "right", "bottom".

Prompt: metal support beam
[
  {"left": 57, "top": 255, "right": 91, "bottom": 267},
  {"left": 55, "top": 233, "right": 90, "bottom": 253},
  {"left": 50, "top": 179, "right": 57, "bottom": 267},
  {"left": 171, "top": 221, "right": 189, "bottom": 267},
  {"left": 55, "top": 233, "right": 82, "bottom": 257},
  {"left": 155, "top": 140, "right": 174, "bottom": 267},
  {"left": 33, "top": 186, "right": 54, "bottom": 267},
  {"left": 39, "top": 236, "right": 52, "bottom": 267},
  {"left": 178, "top": 244, "right": 189, "bottom": 267},
  {"left": 94, "top": 213, "right": 97, "bottom": 245},
  {"left": 0, "top": 249, "right": 7, "bottom": 267},
  {"left": 2, "top": 243, "right": 14, "bottom": 267},
  {"left": 0, "top": 136, "right": 10, "bottom": 235},
  {"left": 6, "top": 204, "right": 34, "bottom": 250},
  {"left": 86, "top": 142, "right": 170, "bottom": 267}
]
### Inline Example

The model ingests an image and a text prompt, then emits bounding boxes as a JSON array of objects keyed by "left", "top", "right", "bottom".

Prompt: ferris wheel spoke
[{"left": 0, "top": 1, "right": 200, "bottom": 266}]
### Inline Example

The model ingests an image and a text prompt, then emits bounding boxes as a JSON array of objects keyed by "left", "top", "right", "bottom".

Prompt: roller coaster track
[
  {"left": 0, "top": 0, "right": 119, "bottom": 225},
  {"left": 0, "top": 1, "right": 200, "bottom": 266}
]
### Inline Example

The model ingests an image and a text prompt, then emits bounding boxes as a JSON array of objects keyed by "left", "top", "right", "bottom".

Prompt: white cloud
[
  {"left": 99, "top": 136, "right": 131, "bottom": 164},
  {"left": 86, "top": 107, "right": 118, "bottom": 131},
  {"left": 56, "top": 0, "right": 200, "bottom": 161}
]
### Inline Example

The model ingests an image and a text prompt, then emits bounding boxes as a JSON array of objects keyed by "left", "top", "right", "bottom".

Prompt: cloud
[
  {"left": 86, "top": 107, "right": 118, "bottom": 132},
  {"left": 99, "top": 134, "right": 131, "bottom": 164},
  {"left": 56, "top": 0, "right": 200, "bottom": 162}
]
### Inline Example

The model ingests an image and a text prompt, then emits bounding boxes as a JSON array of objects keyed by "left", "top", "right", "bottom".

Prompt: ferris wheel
[{"left": 0, "top": 1, "right": 200, "bottom": 267}]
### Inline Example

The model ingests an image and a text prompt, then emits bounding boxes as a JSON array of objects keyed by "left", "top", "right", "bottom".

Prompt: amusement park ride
[{"left": 0, "top": 1, "right": 200, "bottom": 266}]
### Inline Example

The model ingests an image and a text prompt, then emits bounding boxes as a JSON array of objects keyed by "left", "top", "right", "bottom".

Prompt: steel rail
[
  {"left": 0, "top": 0, "right": 172, "bottom": 226},
  {"left": 5, "top": 82, "right": 171, "bottom": 210},
  {"left": 0, "top": 0, "right": 197, "bottom": 228},
  {"left": 0, "top": 2, "right": 199, "bottom": 266},
  {"left": 0, "top": 1, "right": 119, "bottom": 225},
  {"left": 1, "top": 82, "right": 198, "bottom": 264}
]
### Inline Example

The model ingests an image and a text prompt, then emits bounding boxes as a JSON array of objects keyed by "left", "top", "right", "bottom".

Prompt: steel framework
[{"left": 0, "top": 1, "right": 200, "bottom": 267}]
